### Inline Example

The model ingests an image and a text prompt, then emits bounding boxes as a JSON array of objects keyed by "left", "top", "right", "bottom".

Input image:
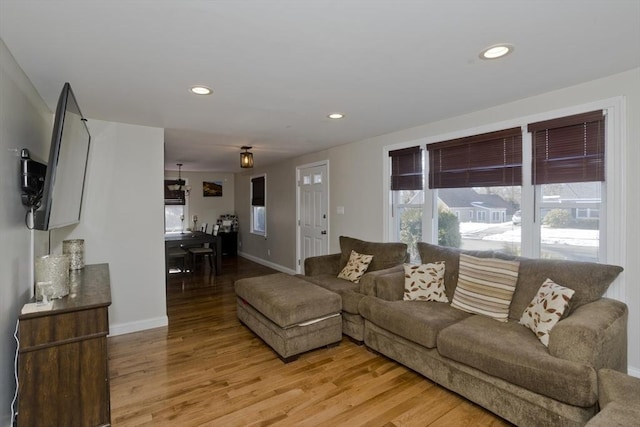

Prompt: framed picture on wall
[{"left": 203, "top": 181, "right": 223, "bottom": 197}]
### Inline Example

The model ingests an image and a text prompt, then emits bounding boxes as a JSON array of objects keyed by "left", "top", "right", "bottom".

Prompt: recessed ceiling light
[
  {"left": 480, "top": 44, "right": 514, "bottom": 60},
  {"left": 328, "top": 113, "right": 345, "bottom": 119},
  {"left": 190, "top": 85, "right": 212, "bottom": 95}
]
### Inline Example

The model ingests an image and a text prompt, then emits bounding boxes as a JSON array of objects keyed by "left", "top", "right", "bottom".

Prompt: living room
[{"left": 1, "top": 1, "right": 639, "bottom": 426}]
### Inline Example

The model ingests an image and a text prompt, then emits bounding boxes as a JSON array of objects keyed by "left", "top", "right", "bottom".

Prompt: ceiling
[{"left": 1, "top": 1, "right": 639, "bottom": 173}]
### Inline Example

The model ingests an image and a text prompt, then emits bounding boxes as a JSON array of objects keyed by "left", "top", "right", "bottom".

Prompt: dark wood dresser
[{"left": 18, "top": 263, "right": 112, "bottom": 427}]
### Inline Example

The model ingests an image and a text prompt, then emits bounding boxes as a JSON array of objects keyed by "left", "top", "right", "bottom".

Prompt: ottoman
[{"left": 235, "top": 273, "right": 342, "bottom": 362}]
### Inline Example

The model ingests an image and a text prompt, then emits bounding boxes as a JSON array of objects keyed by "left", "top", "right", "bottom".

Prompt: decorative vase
[
  {"left": 35, "top": 254, "right": 70, "bottom": 300},
  {"left": 63, "top": 239, "right": 85, "bottom": 270}
]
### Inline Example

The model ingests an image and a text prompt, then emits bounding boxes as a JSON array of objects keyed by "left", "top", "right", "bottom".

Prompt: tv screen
[{"left": 33, "top": 82, "right": 91, "bottom": 230}]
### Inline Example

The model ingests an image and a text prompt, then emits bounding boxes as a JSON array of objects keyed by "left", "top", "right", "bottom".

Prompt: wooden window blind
[
  {"left": 251, "top": 176, "right": 265, "bottom": 206},
  {"left": 528, "top": 110, "right": 605, "bottom": 185},
  {"left": 389, "top": 146, "right": 423, "bottom": 191},
  {"left": 427, "top": 127, "right": 522, "bottom": 189},
  {"left": 164, "top": 180, "right": 185, "bottom": 205}
]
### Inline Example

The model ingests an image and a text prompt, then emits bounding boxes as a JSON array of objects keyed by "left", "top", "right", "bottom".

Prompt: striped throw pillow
[{"left": 450, "top": 254, "right": 520, "bottom": 322}]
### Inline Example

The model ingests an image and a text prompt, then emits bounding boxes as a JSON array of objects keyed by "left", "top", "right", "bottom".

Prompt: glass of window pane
[
  {"left": 253, "top": 206, "right": 266, "bottom": 234},
  {"left": 394, "top": 190, "right": 423, "bottom": 261},
  {"left": 539, "top": 182, "right": 600, "bottom": 262},
  {"left": 437, "top": 187, "right": 521, "bottom": 255},
  {"left": 165, "top": 205, "right": 185, "bottom": 232}
]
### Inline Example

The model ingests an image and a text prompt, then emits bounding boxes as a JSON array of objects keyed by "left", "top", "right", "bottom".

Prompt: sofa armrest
[
  {"left": 598, "top": 368, "right": 640, "bottom": 408},
  {"left": 304, "top": 253, "right": 341, "bottom": 276},
  {"left": 359, "top": 265, "right": 404, "bottom": 296},
  {"left": 549, "top": 298, "right": 628, "bottom": 371},
  {"left": 367, "top": 270, "right": 405, "bottom": 301}
]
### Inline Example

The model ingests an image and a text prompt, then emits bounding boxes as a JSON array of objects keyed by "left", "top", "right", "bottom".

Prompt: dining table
[{"left": 164, "top": 231, "right": 222, "bottom": 280}]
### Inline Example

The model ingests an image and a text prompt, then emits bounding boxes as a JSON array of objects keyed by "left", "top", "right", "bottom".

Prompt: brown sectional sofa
[
  {"left": 585, "top": 368, "right": 640, "bottom": 426},
  {"left": 301, "top": 238, "right": 629, "bottom": 426},
  {"left": 301, "top": 236, "right": 409, "bottom": 341}
]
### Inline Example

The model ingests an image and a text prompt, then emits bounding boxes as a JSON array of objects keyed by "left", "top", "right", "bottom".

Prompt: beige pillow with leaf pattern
[
  {"left": 337, "top": 250, "right": 373, "bottom": 283},
  {"left": 519, "top": 278, "right": 575, "bottom": 346},
  {"left": 403, "top": 262, "right": 448, "bottom": 302}
]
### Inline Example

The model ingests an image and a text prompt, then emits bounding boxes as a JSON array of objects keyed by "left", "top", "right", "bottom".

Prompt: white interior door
[{"left": 298, "top": 163, "right": 328, "bottom": 273}]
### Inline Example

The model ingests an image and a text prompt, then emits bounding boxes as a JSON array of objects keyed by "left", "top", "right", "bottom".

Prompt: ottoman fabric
[
  {"left": 237, "top": 299, "right": 342, "bottom": 360},
  {"left": 235, "top": 273, "right": 343, "bottom": 361},
  {"left": 235, "top": 273, "right": 341, "bottom": 328}
]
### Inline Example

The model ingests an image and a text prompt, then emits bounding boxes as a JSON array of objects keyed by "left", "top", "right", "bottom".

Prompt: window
[
  {"left": 387, "top": 102, "right": 621, "bottom": 267},
  {"left": 164, "top": 180, "right": 187, "bottom": 232},
  {"left": 528, "top": 110, "right": 605, "bottom": 262},
  {"left": 389, "top": 147, "right": 423, "bottom": 260},
  {"left": 251, "top": 175, "right": 266, "bottom": 236},
  {"left": 427, "top": 127, "right": 522, "bottom": 255}
]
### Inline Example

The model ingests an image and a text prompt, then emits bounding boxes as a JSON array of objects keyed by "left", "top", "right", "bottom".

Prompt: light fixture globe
[
  {"left": 240, "top": 146, "right": 254, "bottom": 168},
  {"left": 168, "top": 163, "right": 186, "bottom": 190}
]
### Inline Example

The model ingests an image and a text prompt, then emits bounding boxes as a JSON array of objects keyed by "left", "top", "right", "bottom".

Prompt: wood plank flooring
[{"left": 108, "top": 257, "right": 512, "bottom": 427}]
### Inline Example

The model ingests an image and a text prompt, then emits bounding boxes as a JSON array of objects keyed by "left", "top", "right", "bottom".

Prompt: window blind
[
  {"left": 389, "top": 146, "right": 423, "bottom": 190},
  {"left": 164, "top": 180, "right": 185, "bottom": 205},
  {"left": 528, "top": 110, "right": 605, "bottom": 185},
  {"left": 251, "top": 176, "right": 265, "bottom": 206},
  {"left": 427, "top": 127, "right": 522, "bottom": 189}
]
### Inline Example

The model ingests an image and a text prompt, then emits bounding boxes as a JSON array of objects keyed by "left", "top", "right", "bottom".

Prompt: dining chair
[
  {"left": 167, "top": 246, "right": 189, "bottom": 274},
  {"left": 188, "top": 226, "right": 217, "bottom": 273}
]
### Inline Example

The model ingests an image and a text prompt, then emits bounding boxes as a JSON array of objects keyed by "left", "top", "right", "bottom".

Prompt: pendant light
[
  {"left": 168, "top": 163, "right": 186, "bottom": 190},
  {"left": 240, "top": 146, "right": 254, "bottom": 168}
]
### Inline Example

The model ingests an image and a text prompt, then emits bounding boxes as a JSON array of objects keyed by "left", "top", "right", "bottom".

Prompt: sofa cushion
[
  {"left": 403, "top": 262, "right": 448, "bottom": 302},
  {"left": 339, "top": 236, "right": 408, "bottom": 272},
  {"left": 337, "top": 250, "right": 373, "bottom": 283},
  {"left": 359, "top": 296, "right": 471, "bottom": 349},
  {"left": 450, "top": 254, "right": 520, "bottom": 322},
  {"left": 509, "top": 258, "right": 623, "bottom": 320},
  {"left": 301, "top": 274, "right": 359, "bottom": 293},
  {"left": 417, "top": 242, "right": 509, "bottom": 301},
  {"left": 437, "top": 315, "right": 597, "bottom": 407},
  {"left": 299, "top": 274, "right": 361, "bottom": 314},
  {"left": 417, "top": 242, "right": 623, "bottom": 320},
  {"left": 519, "top": 278, "right": 575, "bottom": 346}
]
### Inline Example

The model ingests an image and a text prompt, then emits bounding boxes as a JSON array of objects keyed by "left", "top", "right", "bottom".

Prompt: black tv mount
[{"left": 20, "top": 148, "right": 46, "bottom": 209}]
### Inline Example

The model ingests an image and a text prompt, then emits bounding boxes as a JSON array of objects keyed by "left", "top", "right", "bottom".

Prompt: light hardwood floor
[{"left": 108, "top": 257, "right": 512, "bottom": 427}]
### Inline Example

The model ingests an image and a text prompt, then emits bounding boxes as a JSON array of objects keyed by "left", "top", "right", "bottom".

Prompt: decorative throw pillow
[
  {"left": 519, "top": 278, "right": 575, "bottom": 347},
  {"left": 450, "top": 254, "right": 520, "bottom": 322},
  {"left": 337, "top": 250, "right": 373, "bottom": 283},
  {"left": 403, "top": 262, "right": 448, "bottom": 302}
]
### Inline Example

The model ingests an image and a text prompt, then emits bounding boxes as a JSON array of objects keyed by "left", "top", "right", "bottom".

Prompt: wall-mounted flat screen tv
[{"left": 33, "top": 82, "right": 91, "bottom": 230}]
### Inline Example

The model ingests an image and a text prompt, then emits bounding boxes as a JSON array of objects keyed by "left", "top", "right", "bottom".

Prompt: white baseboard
[
  {"left": 238, "top": 252, "right": 297, "bottom": 275},
  {"left": 628, "top": 365, "right": 640, "bottom": 378},
  {"left": 109, "top": 315, "right": 168, "bottom": 337}
]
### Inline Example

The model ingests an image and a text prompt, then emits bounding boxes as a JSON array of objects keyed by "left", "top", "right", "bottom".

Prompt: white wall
[
  {"left": 0, "top": 38, "right": 52, "bottom": 427},
  {"left": 165, "top": 170, "right": 235, "bottom": 231},
  {"left": 52, "top": 120, "right": 166, "bottom": 335},
  {"left": 1, "top": 37, "right": 166, "bottom": 423},
  {"left": 237, "top": 68, "right": 640, "bottom": 375},
  {"left": 235, "top": 151, "right": 327, "bottom": 272}
]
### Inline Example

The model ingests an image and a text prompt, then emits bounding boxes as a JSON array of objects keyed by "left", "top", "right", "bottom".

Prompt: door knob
[{"left": 321, "top": 230, "right": 327, "bottom": 235}]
